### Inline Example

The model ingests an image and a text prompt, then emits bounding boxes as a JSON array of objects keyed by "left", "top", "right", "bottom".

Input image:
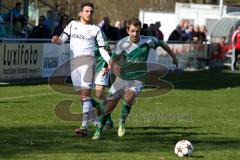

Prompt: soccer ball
[{"left": 174, "top": 140, "right": 193, "bottom": 157}]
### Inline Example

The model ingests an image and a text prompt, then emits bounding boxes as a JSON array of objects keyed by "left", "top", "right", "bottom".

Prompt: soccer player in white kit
[{"left": 51, "top": 2, "right": 111, "bottom": 136}]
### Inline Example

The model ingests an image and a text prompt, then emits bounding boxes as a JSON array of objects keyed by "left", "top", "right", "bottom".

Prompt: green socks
[
  {"left": 92, "top": 98, "right": 101, "bottom": 109},
  {"left": 119, "top": 101, "right": 132, "bottom": 123}
]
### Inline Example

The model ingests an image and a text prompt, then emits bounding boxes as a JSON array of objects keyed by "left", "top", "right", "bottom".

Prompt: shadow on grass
[
  {"left": 0, "top": 78, "right": 48, "bottom": 87},
  {"left": 0, "top": 125, "right": 239, "bottom": 158},
  {"left": 164, "top": 70, "right": 240, "bottom": 90}
]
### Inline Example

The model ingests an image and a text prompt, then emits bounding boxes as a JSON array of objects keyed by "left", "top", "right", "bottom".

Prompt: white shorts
[
  {"left": 94, "top": 69, "right": 109, "bottom": 86},
  {"left": 108, "top": 76, "right": 144, "bottom": 100},
  {"left": 70, "top": 56, "right": 95, "bottom": 91}
]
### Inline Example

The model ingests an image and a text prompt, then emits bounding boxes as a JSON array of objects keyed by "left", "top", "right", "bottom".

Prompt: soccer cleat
[
  {"left": 75, "top": 126, "right": 88, "bottom": 137},
  {"left": 118, "top": 122, "right": 126, "bottom": 137},
  {"left": 104, "top": 120, "right": 114, "bottom": 130},
  {"left": 91, "top": 126, "right": 102, "bottom": 140}
]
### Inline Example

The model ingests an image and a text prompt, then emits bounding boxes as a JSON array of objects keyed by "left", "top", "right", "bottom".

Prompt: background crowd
[{"left": 0, "top": 2, "right": 207, "bottom": 43}]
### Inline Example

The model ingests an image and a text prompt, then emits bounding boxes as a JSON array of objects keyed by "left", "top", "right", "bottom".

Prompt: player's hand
[
  {"left": 101, "top": 68, "right": 108, "bottom": 76},
  {"left": 111, "top": 61, "right": 121, "bottom": 76},
  {"left": 51, "top": 36, "right": 61, "bottom": 44},
  {"left": 107, "top": 61, "right": 112, "bottom": 71},
  {"left": 172, "top": 57, "right": 179, "bottom": 69}
]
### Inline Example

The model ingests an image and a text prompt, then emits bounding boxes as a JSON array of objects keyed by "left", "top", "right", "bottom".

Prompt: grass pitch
[{"left": 0, "top": 70, "right": 240, "bottom": 160}]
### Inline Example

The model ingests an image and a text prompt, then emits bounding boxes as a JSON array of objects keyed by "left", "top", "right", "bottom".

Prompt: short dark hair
[
  {"left": 127, "top": 18, "right": 141, "bottom": 29},
  {"left": 80, "top": 2, "right": 94, "bottom": 11}
]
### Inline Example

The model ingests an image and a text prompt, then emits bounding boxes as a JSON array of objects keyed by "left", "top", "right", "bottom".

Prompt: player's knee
[
  {"left": 124, "top": 91, "right": 135, "bottom": 106},
  {"left": 124, "top": 98, "right": 135, "bottom": 106},
  {"left": 80, "top": 89, "right": 91, "bottom": 98}
]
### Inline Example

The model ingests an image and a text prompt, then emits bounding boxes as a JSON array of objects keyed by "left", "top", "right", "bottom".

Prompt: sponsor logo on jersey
[{"left": 71, "top": 34, "right": 85, "bottom": 39}]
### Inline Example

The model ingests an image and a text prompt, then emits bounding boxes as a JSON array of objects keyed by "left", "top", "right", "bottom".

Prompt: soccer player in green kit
[{"left": 92, "top": 18, "right": 178, "bottom": 140}]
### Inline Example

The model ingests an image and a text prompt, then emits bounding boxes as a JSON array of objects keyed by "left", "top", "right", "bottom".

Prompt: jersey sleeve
[
  {"left": 97, "top": 29, "right": 111, "bottom": 63},
  {"left": 60, "top": 21, "right": 72, "bottom": 43},
  {"left": 96, "top": 27, "right": 105, "bottom": 47},
  {"left": 146, "top": 36, "right": 165, "bottom": 49}
]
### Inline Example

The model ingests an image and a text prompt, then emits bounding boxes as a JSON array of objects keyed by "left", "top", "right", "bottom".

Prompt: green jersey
[{"left": 112, "top": 36, "right": 164, "bottom": 80}]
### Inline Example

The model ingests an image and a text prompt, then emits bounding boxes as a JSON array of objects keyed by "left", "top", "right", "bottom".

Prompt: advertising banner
[
  {"left": 0, "top": 43, "right": 42, "bottom": 80},
  {"left": 41, "top": 43, "right": 70, "bottom": 77}
]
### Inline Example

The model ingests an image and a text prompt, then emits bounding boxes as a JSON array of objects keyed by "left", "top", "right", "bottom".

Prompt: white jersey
[{"left": 60, "top": 20, "right": 105, "bottom": 58}]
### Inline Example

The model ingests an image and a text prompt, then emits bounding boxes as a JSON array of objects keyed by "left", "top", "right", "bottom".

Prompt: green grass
[{"left": 0, "top": 70, "right": 240, "bottom": 160}]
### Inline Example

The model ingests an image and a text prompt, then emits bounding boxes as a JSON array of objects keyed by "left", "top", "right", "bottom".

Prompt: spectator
[
  {"left": 182, "top": 19, "right": 189, "bottom": 31},
  {"left": 231, "top": 25, "right": 240, "bottom": 70},
  {"left": 44, "top": 10, "right": 58, "bottom": 34},
  {"left": 119, "top": 20, "right": 128, "bottom": 39},
  {"left": 192, "top": 25, "right": 200, "bottom": 41},
  {"left": 155, "top": 21, "right": 164, "bottom": 40},
  {"left": 53, "top": 14, "right": 69, "bottom": 36},
  {"left": 168, "top": 26, "right": 182, "bottom": 42},
  {"left": 178, "top": 19, "right": 185, "bottom": 29},
  {"left": 140, "top": 23, "right": 150, "bottom": 36},
  {"left": 101, "top": 16, "right": 120, "bottom": 41},
  {"left": 149, "top": 23, "right": 155, "bottom": 36},
  {"left": 4, "top": 2, "right": 27, "bottom": 35},
  {"left": 30, "top": 15, "right": 51, "bottom": 38},
  {"left": 199, "top": 25, "right": 207, "bottom": 42},
  {"left": 179, "top": 20, "right": 189, "bottom": 41},
  {"left": 212, "top": 37, "right": 228, "bottom": 62},
  {"left": 186, "top": 24, "right": 194, "bottom": 41}
]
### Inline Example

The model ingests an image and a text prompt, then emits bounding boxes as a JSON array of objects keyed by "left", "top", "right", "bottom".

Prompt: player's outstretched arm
[
  {"left": 146, "top": 37, "right": 178, "bottom": 68},
  {"left": 162, "top": 43, "right": 178, "bottom": 68},
  {"left": 51, "top": 36, "right": 62, "bottom": 45}
]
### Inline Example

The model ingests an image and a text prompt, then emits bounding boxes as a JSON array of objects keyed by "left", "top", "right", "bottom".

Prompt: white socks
[{"left": 82, "top": 98, "right": 98, "bottom": 128}]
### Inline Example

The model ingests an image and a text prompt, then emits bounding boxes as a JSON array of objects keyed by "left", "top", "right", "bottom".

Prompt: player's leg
[
  {"left": 95, "top": 84, "right": 114, "bottom": 129},
  {"left": 95, "top": 84, "right": 106, "bottom": 99},
  {"left": 92, "top": 84, "right": 105, "bottom": 112},
  {"left": 94, "top": 70, "right": 114, "bottom": 129},
  {"left": 75, "top": 88, "right": 93, "bottom": 136},
  {"left": 92, "top": 77, "right": 126, "bottom": 140},
  {"left": 73, "top": 56, "right": 96, "bottom": 136},
  {"left": 118, "top": 80, "right": 144, "bottom": 137},
  {"left": 70, "top": 66, "right": 88, "bottom": 136},
  {"left": 118, "top": 90, "right": 136, "bottom": 137},
  {"left": 92, "top": 98, "right": 120, "bottom": 140}
]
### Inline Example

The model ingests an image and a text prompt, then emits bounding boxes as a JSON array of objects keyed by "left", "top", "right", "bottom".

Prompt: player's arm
[
  {"left": 51, "top": 21, "right": 72, "bottom": 45},
  {"left": 147, "top": 37, "right": 178, "bottom": 67},
  {"left": 102, "top": 43, "right": 113, "bottom": 68},
  {"left": 108, "top": 41, "right": 124, "bottom": 76},
  {"left": 161, "top": 42, "right": 178, "bottom": 67},
  {"left": 96, "top": 28, "right": 111, "bottom": 64}
]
